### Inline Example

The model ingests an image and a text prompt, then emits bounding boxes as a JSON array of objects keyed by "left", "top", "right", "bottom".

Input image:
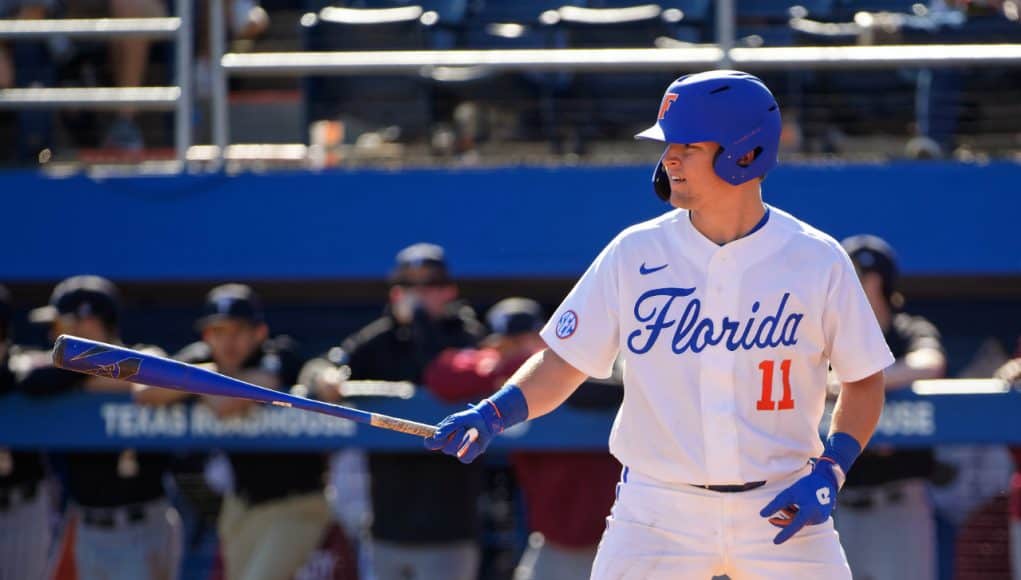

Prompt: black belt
[
  {"left": 692, "top": 481, "right": 767, "bottom": 493},
  {"left": 79, "top": 503, "right": 149, "bottom": 528},
  {"left": 0, "top": 480, "right": 40, "bottom": 511}
]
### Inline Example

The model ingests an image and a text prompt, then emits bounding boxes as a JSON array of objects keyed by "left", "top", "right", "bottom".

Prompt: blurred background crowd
[{"left": 1, "top": 236, "right": 1021, "bottom": 580}]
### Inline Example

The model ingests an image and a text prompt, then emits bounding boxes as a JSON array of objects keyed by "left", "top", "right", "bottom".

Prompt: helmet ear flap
[{"left": 653, "top": 162, "right": 671, "bottom": 201}]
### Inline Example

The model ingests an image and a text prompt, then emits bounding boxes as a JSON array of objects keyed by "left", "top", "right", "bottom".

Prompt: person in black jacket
[
  {"left": 835, "top": 236, "right": 947, "bottom": 580},
  {"left": 21, "top": 275, "right": 181, "bottom": 580},
  {"left": 175, "top": 283, "right": 330, "bottom": 580},
  {"left": 303, "top": 243, "right": 486, "bottom": 580}
]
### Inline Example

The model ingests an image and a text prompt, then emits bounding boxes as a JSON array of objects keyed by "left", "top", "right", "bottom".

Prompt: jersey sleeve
[
  {"left": 540, "top": 238, "right": 622, "bottom": 379},
  {"left": 823, "top": 248, "right": 895, "bottom": 383}
]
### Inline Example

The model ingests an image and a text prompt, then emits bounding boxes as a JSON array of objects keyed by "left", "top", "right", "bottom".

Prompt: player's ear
[
  {"left": 737, "top": 147, "right": 762, "bottom": 168},
  {"left": 254, "top": 323, "right": 269, "bottom": 343}
]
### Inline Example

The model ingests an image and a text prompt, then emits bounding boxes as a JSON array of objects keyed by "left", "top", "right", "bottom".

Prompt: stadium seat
[
  {"left": 422, "top": 0, "right": 590, "bottom": 147},
  {"left": 467, "top": 0, "right": 583, "bottom": 25},
  {"left": 554, "top": 4, "right": 688, "bottom": 140},
  {"left": 329, "top": 0, "right": 468, "bottom": 27},
  {"left": 301, "top": 5, "right": 440, "bottom": 140},
  {"left": 737, "top": 0, "right": 835, "bottom": 21},
  {"left": 835, "top": 0, "right": 918, "bottom": 19},
  {"left": 734, "top": 0, "right": 835, "bottom": 46}
]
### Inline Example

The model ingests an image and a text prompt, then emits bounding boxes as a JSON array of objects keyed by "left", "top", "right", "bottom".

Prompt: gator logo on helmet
[{"left": 657, "top": 94, "right": 678, "bottom": 120}]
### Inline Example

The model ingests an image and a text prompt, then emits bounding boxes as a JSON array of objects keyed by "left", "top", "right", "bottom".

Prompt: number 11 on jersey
[{"left": 757, "top": 359, "right": 795, "bottom": 411}]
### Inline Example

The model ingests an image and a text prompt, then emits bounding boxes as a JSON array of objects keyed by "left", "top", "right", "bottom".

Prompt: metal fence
[{"left": 1, "top": 0, "right": 1020, "bottom": 168}]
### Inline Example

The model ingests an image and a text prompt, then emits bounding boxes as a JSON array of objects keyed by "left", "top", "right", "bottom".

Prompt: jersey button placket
[
  {"left": 698, "top": 251, "right": 739, "bottom": 481},
  {"left": 700, "top": 251, "right": 742, "bottom": 482}
]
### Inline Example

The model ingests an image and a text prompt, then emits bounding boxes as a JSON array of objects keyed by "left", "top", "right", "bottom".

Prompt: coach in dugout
[
  {"left": 174, "top": 283, "right": 330, "bottom": 580},
  {"left": 21, "top": 275, "right": 182, "bottom": 580},
  {"left": 302, "top": 243, "right": 487, "bottom": 580},
  {"left": 423, "top": 297, "right": 623, "bottom": 580},
  {"left": 836, "top": 236, "right": 948, "bottom": 580}
]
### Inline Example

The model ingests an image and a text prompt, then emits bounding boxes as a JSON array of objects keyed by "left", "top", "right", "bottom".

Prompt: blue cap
[
  {"left": 841, "top": 235, "right": 899, "bottom": 299},
  {"left": 30, "top": 275, "right": 121, "bottom": 327},
  {"left": 391, "top": 243, "right": 451, "bottom": 283},
  {"left": 196, "top": 284, "right": 265, "bottom": 329},
  {"left": 486, "top": 298, "right": 544, "bottom": 337},
  {"left": 636, "top": 70, "right": 782, "bottom": 187}
]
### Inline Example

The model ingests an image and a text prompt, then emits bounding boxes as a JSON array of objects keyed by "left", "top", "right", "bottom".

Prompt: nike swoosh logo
[{"left": 639, "top": 262, "right": 668, "bottom": 275}]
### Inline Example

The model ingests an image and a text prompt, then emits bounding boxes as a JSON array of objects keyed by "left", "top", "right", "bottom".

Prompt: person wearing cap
[
  {"left": 422, "top": 297, "right": 624, "bottom": 580},
  {"left": 423, "top": 72, "right": 895, "bottom": 579},
  {"left": 173, "top": 283, "right": 331, "bottom": 580},
  {"left": 836, "top": 235, "right": 947, "bottom": 580},
  {"left": 301, "top": 242, "right": 486, "bottom": 580},
  {"left": 0, "top": 284, "right": 56, "bottom": 580},
  {"left": 19, "top": 275, "right": 182, "bottom": 580}
]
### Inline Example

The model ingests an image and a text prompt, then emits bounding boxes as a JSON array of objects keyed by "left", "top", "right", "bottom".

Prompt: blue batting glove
[
  {"left": 423, "top": 385, "right": 528, "bottom": 464},
  {"left": 759, "top": 433, "right": 861, "bottom": 545}
]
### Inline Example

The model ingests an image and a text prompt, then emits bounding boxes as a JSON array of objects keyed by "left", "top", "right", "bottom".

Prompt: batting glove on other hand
[
  {"left": 759, "top": 458, "right": 841, "bottom": 545},
  {"left": 423, "top": 385, "right": 528, "bottom": 464}
]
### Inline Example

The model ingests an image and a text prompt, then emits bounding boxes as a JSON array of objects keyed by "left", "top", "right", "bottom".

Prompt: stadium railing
[{"left": 0, "top": 0, "right": 192, "bottom": 163}]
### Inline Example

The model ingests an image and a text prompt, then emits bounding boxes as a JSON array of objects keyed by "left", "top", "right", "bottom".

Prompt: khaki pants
[{"left": 219, "top": 491, "right": 331, "bottom": 580}]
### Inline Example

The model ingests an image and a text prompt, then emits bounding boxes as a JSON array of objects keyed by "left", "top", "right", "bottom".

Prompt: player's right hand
[
  {"left": 759, "top": 458, "right": 841, "bottom": 544},
  {"left": 423, "top": 404, "right": 495, "bottom": 464}
]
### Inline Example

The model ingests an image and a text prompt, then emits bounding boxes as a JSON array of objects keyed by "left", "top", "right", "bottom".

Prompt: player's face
[
  {"left": 391, "top": 265, "right": 457, "bottom": 319},
  {"left": 52, "top": 315, "right": 111, "bottom": 343},
  {"left": 202, "top": 319, "right": 268, "bottom": 372},
  {"left": 660, "top": 142, "right": 727, "bottom": 210}
]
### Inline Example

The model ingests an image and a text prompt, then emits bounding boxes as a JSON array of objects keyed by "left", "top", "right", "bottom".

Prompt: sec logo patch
[{"left": 556, "top": 310, "right": 578, "bottom": 339}]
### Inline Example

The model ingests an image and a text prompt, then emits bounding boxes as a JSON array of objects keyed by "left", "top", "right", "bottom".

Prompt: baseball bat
[{"left": 52, "top": 334, "right": 437, "bottom": 438}]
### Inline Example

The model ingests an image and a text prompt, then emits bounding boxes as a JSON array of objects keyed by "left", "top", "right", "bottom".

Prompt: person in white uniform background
[{"left": 424, "top": 70, "right": 895, "bottom": 580}]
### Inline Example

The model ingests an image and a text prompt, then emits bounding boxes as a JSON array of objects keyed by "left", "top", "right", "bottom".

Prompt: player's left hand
[{"left": 759, "top": 458, "right": 841, "bottom": 545}]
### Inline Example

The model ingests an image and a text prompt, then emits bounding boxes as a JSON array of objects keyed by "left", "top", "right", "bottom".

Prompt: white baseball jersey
[{"left": 540, "top": 205, "right": 894, "bottom": 485}]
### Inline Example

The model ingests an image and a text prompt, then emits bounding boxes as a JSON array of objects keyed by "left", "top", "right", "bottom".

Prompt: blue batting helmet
[{"left": 636, "top": 70, "right": 782, "bottom": 199}]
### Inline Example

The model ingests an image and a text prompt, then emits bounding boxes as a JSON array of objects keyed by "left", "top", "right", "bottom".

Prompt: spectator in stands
[
  {"left": 302, "top": 242, "right": 487, "bottom": 580},
  {"left": 0, "top": 283, "right": 55, "bottom": 580},
  {"left": 172, "top": 283, "right": 331, "bottom": 580},
  {"left": 194, "top": 0, "right": 269, "bottom": 99},
  {"left": 422, "top": 297, "right": 623, "bottom": 580},
  {"left": 63, "top": 0, "right": 167, "bottom": 150},
  {"left": 0, "top": 0, "right": 54, "bottom": 89},
  {"left": 835, "top": 235, "right": 947, "bottom": 580},
  {"left": 20, "top": 275, "right": 182, "bottom": 580},
  {"left": 993, "top": 337, "right": 1021, "bottom": 580}
]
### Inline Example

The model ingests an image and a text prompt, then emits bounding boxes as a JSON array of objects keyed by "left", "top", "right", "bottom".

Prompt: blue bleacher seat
[
  {"left": 301, "top": 5, "right": 438, "bottom": 139},
  {"left": 660, "top": 0, "right": 711, "bottom": 23},
  {"left": 556, "top": 5, "right": 686, "bottom": 139},
  {"left": 737, "top": 0, "right": 835, "bottom": 21},
  {"left": 468, "top": 0, "right": 584, "bottom": 24},
  {"left": 335, "top": 0, "right": 468, "bottom": 23},
  {"left": 836, "top": 0, "right": 918, "bottom": 18},
  {"left": 737, "top": 25, "right": 795, "bottom": 46}
]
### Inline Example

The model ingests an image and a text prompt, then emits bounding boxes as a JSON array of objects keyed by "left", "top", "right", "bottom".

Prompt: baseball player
[{"left": 424, "top": 70, "right": 894, "bottom": 579}]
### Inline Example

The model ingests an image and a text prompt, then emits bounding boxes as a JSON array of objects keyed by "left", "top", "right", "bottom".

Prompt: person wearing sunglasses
[{"left": 300, "top": 242, "right": 487, "bottom": 580}]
